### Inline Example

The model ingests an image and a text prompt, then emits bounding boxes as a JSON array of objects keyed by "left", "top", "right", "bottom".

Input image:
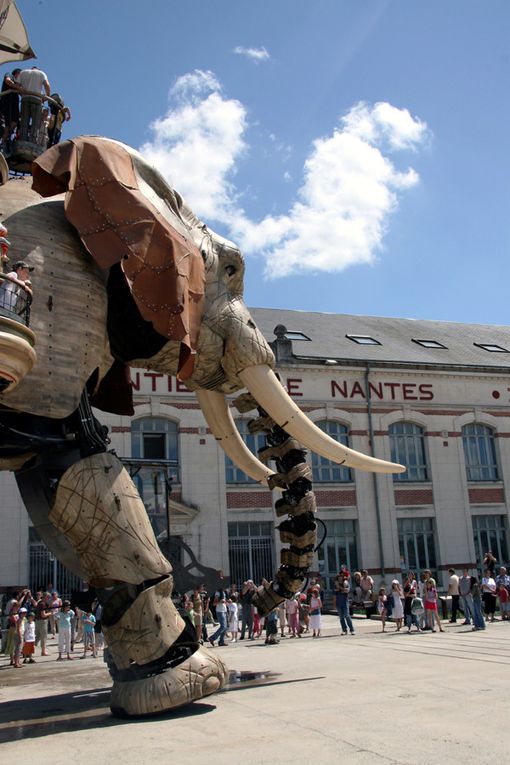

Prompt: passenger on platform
[
  {"left": 47, "top": 93, "right": 71, "bottom": 147},
  {"left": 18, "top": 66, "right": 50, "bottom": 143},
  {"left": 0, "top": 260, "right": 33, "bottom": 315},
  {"left": 0, "top": 223, "right": 11, "bottom": 267},
  {"left": 0, "top": 68, "right": 21, "bottom": 148}
]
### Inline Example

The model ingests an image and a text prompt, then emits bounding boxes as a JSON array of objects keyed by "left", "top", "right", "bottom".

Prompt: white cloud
[
  {"left": 140, "top": 70, "right": 246, "bottom": 221},
  {"left": 233, "top": 46, "right": 270, "bottom": 62},
  {"left": 140, "top": 75, "right": 429, "bottom": 279}
]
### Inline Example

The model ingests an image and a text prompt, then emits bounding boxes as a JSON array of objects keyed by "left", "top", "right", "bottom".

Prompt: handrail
[
  {"left": 0, "top": 89, "right": 62, "bottom": 110},
  {"left": 0, "top": 272, "right": 33, "bottom": 326}
]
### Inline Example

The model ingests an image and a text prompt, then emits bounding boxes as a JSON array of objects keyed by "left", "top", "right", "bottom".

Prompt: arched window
[
  {"left": 131, "top": 417, "right": 178, "bottom": 464},
  {"left": 310, "top": 421, "right": 352, "bottom": 483},
  {"left": 462, "top": 423, "right": 499, "bottom": 481},
  {"left": 225, "top": 420, "right": 267, "bottom": 484},
  {"left": 389, "top": 422, "right": 428, "bottom": 482}
]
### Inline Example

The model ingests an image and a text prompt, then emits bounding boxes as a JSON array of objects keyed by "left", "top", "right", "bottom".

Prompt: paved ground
[{"left": 0, "top": 615, "right": 508, "bottom": 764}]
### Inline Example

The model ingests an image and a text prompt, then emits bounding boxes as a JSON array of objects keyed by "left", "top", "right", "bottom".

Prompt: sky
[{"left": 11, "top": 0, "right": 510, "bottom": 327}]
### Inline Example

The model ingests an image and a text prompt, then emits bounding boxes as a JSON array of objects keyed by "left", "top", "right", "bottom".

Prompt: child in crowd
[
  {"left": 227, "top": 595, "right": 238, "bottom": 642},
  {"left": 286, "top": 595, "right": 300, "bottom": 638},
  {"left": 309, "top": 587, "right": 322, "bottom": 638},
  {"left": 377, "top": 587, "right": 388, "bottom": 632},
  {"left": 55, "top": 600, "right": 74, "bottom": 660},
  {"left": 265, "top": 607, "right": 279, "bottom": 645},
  {"left": 252, "top": 606, "right": 262, "bottom": 638},
  {"left": 80, "top": 609, "right": 97, "bottom": 658},
  {"left": 22, "top": 612, "right": 36, "bottom": 663}
]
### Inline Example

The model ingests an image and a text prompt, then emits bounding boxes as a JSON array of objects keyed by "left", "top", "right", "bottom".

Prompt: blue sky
[{"left": 13, "top": 1, "right": 510, "bottom": 326}]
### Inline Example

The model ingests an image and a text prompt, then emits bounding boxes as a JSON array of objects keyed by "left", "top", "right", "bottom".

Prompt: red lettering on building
[
  {"left": 402, "top": 383, "right": 418, "bottom": 401},
  {"left": 144, "top": 372, "right": 163, "bottom": 392},
  {"left": 331, "top": 380, "right": 348, "bottom": 398},
  {"left": 418, "top": 384, "right": 434, "bottom": 401},
  {"left": 350, "top": 381, "right": 365, "bottom": 398},
  {"left": 286, "top": 378, "right": 303, "bottom": 397},
  {"left": 383, "top": 382, "right": 400, "bottom": 399},
  {"left": 131, "top": 371, "right": 141, "bottom": 391},
  {"left": 368, "top": 381, "right": 383, "bottom": 399}
]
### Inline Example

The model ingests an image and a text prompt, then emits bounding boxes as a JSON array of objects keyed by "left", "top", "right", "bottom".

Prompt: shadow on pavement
[{"left": 0, "top": 687, "right": 216, "bottom": 742}]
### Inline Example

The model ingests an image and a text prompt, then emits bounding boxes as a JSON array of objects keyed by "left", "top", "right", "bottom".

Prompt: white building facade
[{"left": 2, "top": 308, "right": 510, "bottom": 593}]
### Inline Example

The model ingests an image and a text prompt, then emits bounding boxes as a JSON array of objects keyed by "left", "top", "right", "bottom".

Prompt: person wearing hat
[
  {"left": 0, "top": 260, "right": 33, "bottom": 315},
  {"left": 13, "top": 606, "right": 27, "bottom": 668}
]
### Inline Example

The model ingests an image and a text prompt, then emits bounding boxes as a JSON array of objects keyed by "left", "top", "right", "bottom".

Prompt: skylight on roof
[
  {"left": 346, "top": 334, "right": 381, "bottom": 346},
  {"left": 474, "top": 343, "right": 509, "bottom": 353},
  {"left": 284, "top": 331, "right": 311, "bottom": 341},
  {"left": 412, "top": 339, "right": 448, "bottom": 349}
]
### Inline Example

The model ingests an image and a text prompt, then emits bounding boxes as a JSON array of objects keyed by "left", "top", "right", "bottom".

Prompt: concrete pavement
[{"left": 0, "top": 614, "right": 508, "bottom": 764}]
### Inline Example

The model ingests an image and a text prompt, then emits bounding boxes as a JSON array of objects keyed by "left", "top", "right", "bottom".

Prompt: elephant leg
[{"left": 43, "top": 451, "right": 227, "bottom": 717}]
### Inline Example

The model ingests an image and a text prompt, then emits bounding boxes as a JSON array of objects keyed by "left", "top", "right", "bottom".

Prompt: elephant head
[{"left": 3, "top": 137, "right": 404, "bottom": 482}]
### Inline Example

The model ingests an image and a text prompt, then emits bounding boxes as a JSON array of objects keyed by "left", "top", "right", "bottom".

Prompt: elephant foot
[{"left": 109, "top": 645, "right": 228, "bottom": 718}]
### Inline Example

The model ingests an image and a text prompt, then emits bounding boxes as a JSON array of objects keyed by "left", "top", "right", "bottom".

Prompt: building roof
[{"left": 250, "top": 307, "right": 510, "bottom": 371}]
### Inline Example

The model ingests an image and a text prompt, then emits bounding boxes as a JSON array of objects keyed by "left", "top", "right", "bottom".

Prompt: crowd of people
[
  {"left": 2, "top": 555, "right": 508, "bottom": 667},
  {"left": 0, "top": 65, "right": 71, "bottom": 153},
  {"left": 0, "top": 586, "right": 102, "bottom": 668}
]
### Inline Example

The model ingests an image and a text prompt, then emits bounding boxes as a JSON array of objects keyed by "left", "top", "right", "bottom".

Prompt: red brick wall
[
  {"left": 394, "top": 488, "right": 434, "bottom": 505},
  {"left": 227, "top": 491, "right": 273, "bottom": 509},
  {"left": 468, "top": 487, "right": 505, "bottom": 504}
]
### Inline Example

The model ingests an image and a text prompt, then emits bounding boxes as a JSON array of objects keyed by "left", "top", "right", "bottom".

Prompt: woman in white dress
[
  {"left": 390, "top": 579, "right": 404, "bottom": 631},
  {"left": 309, "top": 588, "right": 322, "bottom": 638}
]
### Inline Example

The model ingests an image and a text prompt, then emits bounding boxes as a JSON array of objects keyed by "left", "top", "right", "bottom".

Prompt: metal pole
[{"left": 364, "top": 365, "right": 386, "bottom": 579}]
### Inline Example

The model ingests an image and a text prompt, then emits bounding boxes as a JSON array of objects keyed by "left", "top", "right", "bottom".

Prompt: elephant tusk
[
  {"left": 238, "top": 366, "right": 406, "bottom": 475},
  {"left": 195, "top": 388, "right": 276, "bottom": 485}
]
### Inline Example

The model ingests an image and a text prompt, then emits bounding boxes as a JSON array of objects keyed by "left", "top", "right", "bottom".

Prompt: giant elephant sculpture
[{"left": 0, "top": 137, "right": 404, "bottom": 717}]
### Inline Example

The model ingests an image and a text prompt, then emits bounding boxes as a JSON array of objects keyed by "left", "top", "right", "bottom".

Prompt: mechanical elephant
[{"left": 0, "top": 137, "right": 404, "bottom": 716}]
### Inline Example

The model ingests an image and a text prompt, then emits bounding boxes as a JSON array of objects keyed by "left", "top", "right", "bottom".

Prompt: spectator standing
[
  {"left": 459, "top": 569, "right": 474, "bottom": 626},
  {"left": 22, "top": 612, "right": 36, "bottom": 663},
  {"left": 403, "top": 572, "right": 420, "bottom": 632},
  {"left": 209, "top": 588, "right": 228, "bottom": 647},
  {"left": 471, "top": 576, "right": 486, "bottom": 630},
  {"left": 377, "top": 587, "right": 388, "bottom": 632},
  {"left": 424, "top": 578, "right": 444, "bottom": 633},
  {"left": 18, "top": 66, "right": 50, "bottom": 142},
  {"left": 48, "top": 590, "right": 62, "bottom": 638},
  {"left": 335, "top": 578, "right": 355, "bottom": 636},
  {"left": 34, "top": 592, "right": 51, "bottom": 656},
  {"left": 309, "top": 587, "right": 322, "bottom": 638},
  {"left": 80, "top": 610, "right": 97, "bottom": 658},
  {"left": 265, "top": 607, "right": 279, "bottom": 645},
  {"left": 54, "top": 600, "right": 74, "bottom": 660},
  {"left": 360, "top": 570, "right": 374, "bottom": 601},
  {"left": 447, "top": 568, "right": 460, "bottom": 623},
  {"left": 482, "top": 569, "right": 497, "bottom": 622},
  {"left": 4, "top": 600, "right": 19, "bottom": 665},
  {"left": 227, "top": 595, "right": 238, "bottom": 643},
  {"left": 390, "top": 580, "right": 404, "bottom": 631},
  {"left": 277, "top": 599, "right": 287, "bottom": 637},
  {"left": 496, "top": 567, "right": 510, "bottom": 621},
  {"left": 239, "top": 580, "right": 254, "bottom": 640},
  {"left": 286, "top": 595, "right": 300, "bottom": 638},
  {"left": 483, "top": 551, "right": 497, "bottom": 577},
  {"left": 14, "top": 606, "right": 26, "bottom": 668}
]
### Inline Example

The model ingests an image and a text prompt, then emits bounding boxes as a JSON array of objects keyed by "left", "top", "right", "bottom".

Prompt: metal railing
[{"left": 0, "top": 272, "right": 32, "bottom": 326}]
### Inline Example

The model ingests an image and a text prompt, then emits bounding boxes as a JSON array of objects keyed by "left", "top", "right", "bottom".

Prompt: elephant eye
[{"left": 225, "top": 265, "right": 236, "bottom": 277}]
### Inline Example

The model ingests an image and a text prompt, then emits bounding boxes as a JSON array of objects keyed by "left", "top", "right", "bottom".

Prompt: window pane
[
  {"left": 462, "top": 424, "right": 498, "bottom": 482},
  {"left": 390, "top": 422, "right": 428, "bottom": 483},
  {"left": 311, "top": 421, "right": 352, "bottom": 483}
]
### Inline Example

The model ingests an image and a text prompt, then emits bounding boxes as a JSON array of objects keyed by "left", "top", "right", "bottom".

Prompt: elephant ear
[{"left": 32, "top": 137, "right": 205, "bottom": 381}]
